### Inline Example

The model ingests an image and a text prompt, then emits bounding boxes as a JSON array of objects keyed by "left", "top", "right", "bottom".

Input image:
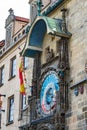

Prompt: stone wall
[
  {"left": 40, "top": 0, "right": 87, "bottom": 129},
  {"left": 66, "top": 0, "right": 87, "bottom": 129}
]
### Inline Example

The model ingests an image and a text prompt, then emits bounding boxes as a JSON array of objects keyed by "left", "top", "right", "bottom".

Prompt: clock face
[{"left": 40, "top": 71, "right": 59, "bottom": 115}]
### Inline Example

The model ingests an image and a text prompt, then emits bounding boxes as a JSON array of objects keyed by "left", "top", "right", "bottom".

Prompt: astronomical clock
[{"left": 40, "top": 70, "right": 60, "bottom": 116}]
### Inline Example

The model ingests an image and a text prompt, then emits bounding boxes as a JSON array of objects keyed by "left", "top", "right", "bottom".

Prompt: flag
[{"left": 19, "top": 61, "right": 26, "bottom": 95}]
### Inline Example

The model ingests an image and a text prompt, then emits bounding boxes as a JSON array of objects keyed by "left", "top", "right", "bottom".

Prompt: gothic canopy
[{"left": 22, "top": 16, "right": 71, "bottom": 58}]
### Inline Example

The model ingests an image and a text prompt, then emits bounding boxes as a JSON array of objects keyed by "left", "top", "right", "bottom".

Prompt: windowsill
[
  {"left": 6, "top": 121, "right": 14, "bottom": 126},
  {"left": 0, "top": 83, "right": 4, "bottom": 87},
  {"left": 8, "top": 75, "right": 16, "bottom": 81}
]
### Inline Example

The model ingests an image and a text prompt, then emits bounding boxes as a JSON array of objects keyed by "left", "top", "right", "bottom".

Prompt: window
[
  {"left": 22, "top": 95, "right": 26, "bottom": 110},
  {"left": 24, "top": 57, "right": 29, "bottom": 69},
  {"left": 18, "top": 94, "right": 26, "bottom": 120},
  {"left": 10, "top": 56, "right": 16, "bottom": 78},
  {"left": 8, "top": 96, "right": 14, "bottom": 123},
  {"left": 0, "top": 66, "right": 4, "bottom": 86}
]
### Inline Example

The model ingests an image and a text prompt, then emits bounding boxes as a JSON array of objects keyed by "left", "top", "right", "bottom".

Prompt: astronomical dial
[{"left": 40, "top": 71, "right": 59, "bottom": 115}]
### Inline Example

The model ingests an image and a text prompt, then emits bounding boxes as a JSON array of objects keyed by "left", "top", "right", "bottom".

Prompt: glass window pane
[
  {"left": 11, "top": 57, "right": 16, "bottom": 77},
  {"left": 0, "top": 66, "right": 4, "bottom": 84},
  {"left": 22, "top": 95, "right": 26, "bottom": 109},
  {"left": 9, "top": 97, "right": 14, "bottom": 122},
  {"left": 12, "top": 58, "right": 16, "bottom": 76},
  {"left": 24, "top": 57, "right": 29, "bottom": 68},
  {"left": 1, "top": 67, "right": 4, "bottom": 84}
]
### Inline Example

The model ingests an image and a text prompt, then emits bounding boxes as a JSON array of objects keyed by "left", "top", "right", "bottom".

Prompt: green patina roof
[
  {"left": 44, "top": 16, "right": 71, "bottom": 37},
  {"left": 21, "top": 16, "right": 72, "bottom": 57}
]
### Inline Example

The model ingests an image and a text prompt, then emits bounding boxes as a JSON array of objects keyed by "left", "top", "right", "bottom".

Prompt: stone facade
[
  {"left": 0, "top": 9, "right": 33, "bottom": 130},
  {"left": 0, "top": 0, "right": 87, "bottom": 130},
  {"left": 22, "top": 0, "right": 87, "bottom": 130}
]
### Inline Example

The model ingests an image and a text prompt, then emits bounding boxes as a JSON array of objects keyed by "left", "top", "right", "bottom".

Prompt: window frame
[
  {"left": 18, "top": 94, "right": 27, "bottom": 120},
  {"left": 0, "top": 65, "right": 4, "bottom": 86},
  {"left": 22, "top": 95, "right": 26, "bottom": 110},
  {"left": 7, "top": 95, "right": 14, "bottom": 124},
  {"left": 23, "top": 57, "right": 29, "bottom": 69},
  {"left": 9, "top": 56, "right": 16, "bottom": 79}
]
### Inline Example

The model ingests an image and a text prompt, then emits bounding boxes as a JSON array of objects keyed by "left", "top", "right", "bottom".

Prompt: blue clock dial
[{"left": 40, "top": 72, "right": 59, "bottom": 115}]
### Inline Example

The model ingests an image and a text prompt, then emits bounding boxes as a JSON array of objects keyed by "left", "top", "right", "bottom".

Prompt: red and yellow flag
[{"left": 19, "top": 61, "right": 26, "bottom": 95}]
